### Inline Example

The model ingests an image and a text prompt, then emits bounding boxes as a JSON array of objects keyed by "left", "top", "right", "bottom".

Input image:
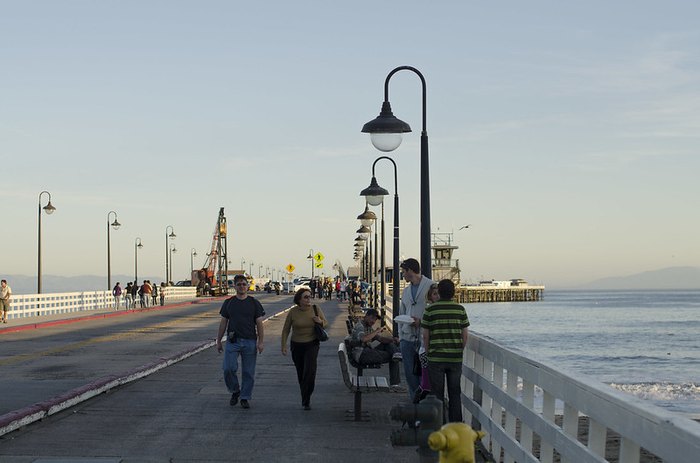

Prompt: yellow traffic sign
[
  {"left": 314, "top": 262, "right": 324, "bottom": 269},
  {"left": 313, "top": 252, "right": 324, "bottom": 263},
  {"left": 286, "top": 264, "right": 295, "bottom": 273}
]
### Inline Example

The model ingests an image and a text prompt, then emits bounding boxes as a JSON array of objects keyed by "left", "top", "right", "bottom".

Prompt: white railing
[
  {"left": 463, "top": 332, "right": 700, "bottom": 463},
  {"left": 6, "top": 287, "right": 198, "bottom": 320}
]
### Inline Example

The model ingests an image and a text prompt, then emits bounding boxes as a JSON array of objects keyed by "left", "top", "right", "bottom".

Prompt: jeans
[
  {"left": 290, "top": 340, "right": 320, "bottom": 407},
  {"left": 428, "top": 361, "right": 463, "bottom": 422},
  {"left": 223, "top": 338, "right": 258, "bottom": 400},
  {"left": 400, "top": 340, "right": 421, "bottom": 400}
]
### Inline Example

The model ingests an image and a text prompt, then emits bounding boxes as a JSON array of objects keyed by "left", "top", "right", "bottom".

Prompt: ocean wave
[{"left": 607, "top": 382, "right": 700, "bottom": 401}]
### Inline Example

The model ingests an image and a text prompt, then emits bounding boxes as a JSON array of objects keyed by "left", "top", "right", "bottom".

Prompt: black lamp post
[
  {"left": 169, "top": 244, "right": 177, "bottom": 283},
  {"left": 106, "top": 211, "right": 121, "bottom": 290},
  {"left": 165, "top": 225, "right": 176, "bottom": 284},
  {"left": 361, "top": 155, "right": 399, "bottom": 328},
  {"left": 134, "top": 238, "right": 143, "bottom": 282},
  {"left": 362, "top": 65, "right": 431, "bottom": 278},
  {"left": 37, "top": 190, "right": 56, "bottom": 294}
]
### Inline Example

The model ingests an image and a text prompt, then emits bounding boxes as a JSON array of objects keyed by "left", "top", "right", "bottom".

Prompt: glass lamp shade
[
  {"left": 169, "top": 232, "right": 176, "bottom": 239},
  {"left": 111, "top": 220, "right": 121, "bottom": 230},
  {"left": 357, "top": 205, "right": 377, "bottom": 227},
  {"left": 360, "top": 176, "right": 388, "bottom": 206},
  {"left": 43, "top": 202, "right": 56, "bottom": 214},
  {"left": 370, "top": 133, "right": 402, "bottom": 152}
]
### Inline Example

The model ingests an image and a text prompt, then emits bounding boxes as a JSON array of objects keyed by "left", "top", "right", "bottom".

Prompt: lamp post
[
  {"left": 37, "top": 190, "right": 56, "bottom": 294},
  {"left": 169, "top": 244, "right": 177, "bottom": 283},
  {"left": 165, "top": 226, "right": 176, "bottom": 284},
  {"left": 362, "top": 66, "right": 431, "bottom": 278},
  {"left": 106, "top": 211, "right": 121, "bottom": 290},
  {"left": 361, "top": 155, "right": 399, "bottom": 328},
  {"left": 190, "top": 248, "right": 197, "bottom": 278},
  {"left": 241, "top": 258, "right": 246, "bottom": 272},
  {"left": 307, "top": 248, "right": 314, "bottom": 278},
  {"left": 134, "top": 238, "right": 143, "bottom": 283}
]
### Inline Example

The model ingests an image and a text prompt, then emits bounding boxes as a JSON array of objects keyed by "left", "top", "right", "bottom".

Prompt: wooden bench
[{"left": 337, "top": 341, "right": 390, "bottom": 421}]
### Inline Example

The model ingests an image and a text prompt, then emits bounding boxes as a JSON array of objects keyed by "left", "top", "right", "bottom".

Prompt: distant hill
[
  {"left": 4, "top": 274, "right": 164, "bottom": 295},
  {"left": 580, "top": 266, "right": 700, "bottom": 290}
]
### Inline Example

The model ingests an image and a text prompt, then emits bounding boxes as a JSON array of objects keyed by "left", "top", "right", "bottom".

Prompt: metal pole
[
  {"left": 380, "top": 201, "right": 386, "bottom": 325},
  {"left": 37, "top": 199, "right": 42, "bottom": 294},
  {"left": 374, "top": 217, "right": 378, "bottom": 308}
]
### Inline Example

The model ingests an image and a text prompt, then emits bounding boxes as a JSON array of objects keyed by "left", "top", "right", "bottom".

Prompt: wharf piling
[{"left": 455, "top": 285, "right": 544, "bottom": 303}]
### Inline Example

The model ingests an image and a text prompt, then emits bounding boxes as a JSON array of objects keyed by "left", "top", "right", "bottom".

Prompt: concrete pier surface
[{"left": 0, "top": 294, "right": 420, "bottom": 462}]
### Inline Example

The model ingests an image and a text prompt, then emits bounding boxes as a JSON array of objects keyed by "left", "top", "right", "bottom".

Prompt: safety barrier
[
  {"left": 462, "top": 332, "right": 700, "bottom": 463},
  {"left": 6, "top": 287, "right": 197, "bottom": 320}
]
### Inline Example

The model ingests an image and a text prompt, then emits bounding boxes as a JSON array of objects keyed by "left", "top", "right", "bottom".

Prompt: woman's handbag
[{"left": 312, "top": 305, "right": 329, "bottom": 342}]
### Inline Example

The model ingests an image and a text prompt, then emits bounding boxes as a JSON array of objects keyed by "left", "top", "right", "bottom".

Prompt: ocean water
[{"left": 465, "top": 290, "right": 700, "bottom": 418}]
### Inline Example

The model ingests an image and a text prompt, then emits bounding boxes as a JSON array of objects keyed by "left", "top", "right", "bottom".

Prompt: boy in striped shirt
[{"left": 421, "top": 279, "right": 470, "bottom": 422}]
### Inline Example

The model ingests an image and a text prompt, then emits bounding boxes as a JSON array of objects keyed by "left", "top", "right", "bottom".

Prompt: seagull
[{"left": 459, "top": 224, "right": 471, "bottom": 230}]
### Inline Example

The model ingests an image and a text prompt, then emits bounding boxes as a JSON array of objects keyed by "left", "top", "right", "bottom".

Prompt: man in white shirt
[
  {"left": 1, "top": 279, "right": 12, "bottom": 323},
  {"left": 398, "top": 258, "right": 433, "bottom": 400}
]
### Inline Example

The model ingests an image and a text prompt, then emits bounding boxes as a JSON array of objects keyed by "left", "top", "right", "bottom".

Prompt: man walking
[
  {"left": 398, "top": 258, "right": 433, "bottom": 401},
  {"left": 422, "top": 279, "right": 470, "bottom": 422},
  {"left": 1, "top": 279, "right": 12, "bottom": 323},
  {"left": 216, "top": 274, "right": 265, "bottom": 409}
]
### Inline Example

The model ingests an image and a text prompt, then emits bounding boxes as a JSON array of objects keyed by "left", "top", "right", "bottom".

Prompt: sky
[{"left": 1, "top": 0, "right": 699, "bottom": 290}]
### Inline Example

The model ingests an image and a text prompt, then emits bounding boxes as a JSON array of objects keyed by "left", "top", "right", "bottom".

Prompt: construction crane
[{"left": 193, "top": 207, "right": 229, "bottom": 296}]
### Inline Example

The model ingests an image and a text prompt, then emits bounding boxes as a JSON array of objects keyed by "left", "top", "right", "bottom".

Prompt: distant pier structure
[{"left": 430, "top": 231, "right": 544, "bottom": 303}]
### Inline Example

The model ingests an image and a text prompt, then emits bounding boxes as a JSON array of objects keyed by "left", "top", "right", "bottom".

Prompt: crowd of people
[
  {"left": 111, "top": 280, "right": 167, "bottom": 309},
  {"left": 215, "top": 257, "right": 470, "bottom": 424}
]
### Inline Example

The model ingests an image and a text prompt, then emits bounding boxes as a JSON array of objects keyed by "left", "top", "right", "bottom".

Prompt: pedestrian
[
  {"left": 340, "top": 279, "right": 347, "bottom": 301},
  {"left": 1, "top": 279, "right": 12, "bottom": 323},
  {"left": 281, "top": 288, "right": 328, "bottom": 410},
  {"left": 414, "top": 283, "right": 439, "bottom": 403},
  {"left": 131, "top": 281, "right": 139, "bottom": 308},
  {"left": 398, "top": 258, "right": 434, "bottom": 401},
  {"left": 151, "top": 282, "right": 158, "bottom": 307},
  {"left": 112, "top": 282, "right": 122, "bottom": 310},
  {"left": 309, "top": 279, "right": 317, "bottom": 299},
  {"left": 422, "top": 279, "right": 469, "bottom": 422},
  {"left": 159, "top": 282, "right": 166, "bottom": 306},
  {"left": 349, "top": 309, "right": 401, "bottom": 388},
  {"left": 124, "top": 282, "right": 133, "bottom": 309},
  {"left": 216, "top": 274, "right": 265, "bottom": 409},
  {"left": 138, "top": 282, "right": 146, "bottom": 308},
  {"left": 142, "top": 280, "right": 152, "bottom": 307}
]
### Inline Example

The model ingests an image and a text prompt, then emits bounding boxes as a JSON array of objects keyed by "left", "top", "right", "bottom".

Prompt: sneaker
[
  {"left": 229, "top": 392, "right": 239, "bottom": 406},
  {"left": 303, "top": 405, "right": 311, "bottom": 411},
  {"left": 240, "top": 399, "right": 250, "bottom": 409},
  {"left": 392, "top": 352, "right": 402, "bottom": 360}
]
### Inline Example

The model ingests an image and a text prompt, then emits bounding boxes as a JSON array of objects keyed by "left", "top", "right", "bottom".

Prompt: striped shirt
[{"left": 421, "top": 301, "right": 470, "bottom": 363}]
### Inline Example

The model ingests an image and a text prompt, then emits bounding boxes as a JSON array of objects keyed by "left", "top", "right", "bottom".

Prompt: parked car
[{"left": 293, "top": 279, "right": 311, "bottom": 292}]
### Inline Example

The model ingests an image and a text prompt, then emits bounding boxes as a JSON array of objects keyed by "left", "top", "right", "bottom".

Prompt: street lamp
[
  {"left": 361, "top": 155, "right": 399, "bottom": 328},
  {"left": 362, "top": 66, "right": 431, "bottom": 278},
  {"left": 307, "top": 248, "right": 314, "bottom": 278},
  {"left": 106, "top": 211, "right": 121, "bottom": 290},
  {"left": 169, "top": 244, "right": 177, "bottom": 283},
  {"left": 249, "top": 261, "right": 254, "bottom": 278},
  {"left": 165, "top": 225, "right": 176, "bottom": 284},
  {"left": 241, "top": 258, "right": 246, "bottom": 272},
  {"left": 37, "top": 191, "right": 56, "bottom": 294},
  {"left": 190, "top": 248, "right": 198, "bottom": 278},
  {"left": 134, "top": 238, "right": 143, "bottom": 283}
]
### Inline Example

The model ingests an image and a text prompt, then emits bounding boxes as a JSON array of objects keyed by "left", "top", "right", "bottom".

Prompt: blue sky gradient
[{"left": 1, "top": 1, "right": 699, "bottom": 288}]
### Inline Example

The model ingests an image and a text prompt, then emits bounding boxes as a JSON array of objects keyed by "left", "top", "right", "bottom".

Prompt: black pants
[
  {"left": 428, "top": 361, "right": 463, "bottom": 422},
  {"left": 290, "top": 340, "right": 320, "bottom": 407}
]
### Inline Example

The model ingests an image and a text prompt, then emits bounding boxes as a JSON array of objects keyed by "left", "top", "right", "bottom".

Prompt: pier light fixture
[
  {"left": 307, "top": 248, "right": 315, "bottom": 278},
  {"left": 362, "top": 65, "right": 431, "bottom": 278},
  {"left": 356, "top": 225, "right": 371, "bottom": 240},
  {"left": 134, "top": 238, "right": 143, "bottom": 282},
  {"left": 37, "top": 190, "right": 56, "bottom": 294},
  {"left": 357, "top": 204, "right": 376, "bottom": 228},
  {"left": 106, "top": 211, "right": 121, "bottom": 290},
  {"left": 165, "top": 226, "right": 176, "bottom": 284},
  {"left": 361, "top": 155, "right": 399, "bottom": 327}
]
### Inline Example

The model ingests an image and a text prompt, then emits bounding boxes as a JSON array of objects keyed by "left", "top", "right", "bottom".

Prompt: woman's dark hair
[{"left": 293, "top": 288, "right": 311, "bottom": 305}]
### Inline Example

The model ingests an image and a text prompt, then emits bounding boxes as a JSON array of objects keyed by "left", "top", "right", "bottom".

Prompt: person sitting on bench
[{"left": 349, "top": 309, "right": 401, "bottom": 387}]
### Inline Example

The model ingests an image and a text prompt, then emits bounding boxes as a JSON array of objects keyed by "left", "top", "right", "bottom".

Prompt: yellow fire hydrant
[{"left": 428, "top": 422, "right": 487, "bottom": 463}]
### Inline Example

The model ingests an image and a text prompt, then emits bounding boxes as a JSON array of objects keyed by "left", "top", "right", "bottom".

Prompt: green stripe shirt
[{"left": 421, "top": 300, "right": 470, "bottom": 363}]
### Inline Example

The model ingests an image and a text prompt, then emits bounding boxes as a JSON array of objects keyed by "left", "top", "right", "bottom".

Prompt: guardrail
[
  {"left": 5, "top": 287, "right": 198, "bottom": 320},
  {"left": 463, "top": 332, "right": 700, "bottom": 463}
]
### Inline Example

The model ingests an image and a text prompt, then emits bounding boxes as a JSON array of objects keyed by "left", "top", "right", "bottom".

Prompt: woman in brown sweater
[{"left": 281, "top": 288, "right": 328, "bottom": 410}]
